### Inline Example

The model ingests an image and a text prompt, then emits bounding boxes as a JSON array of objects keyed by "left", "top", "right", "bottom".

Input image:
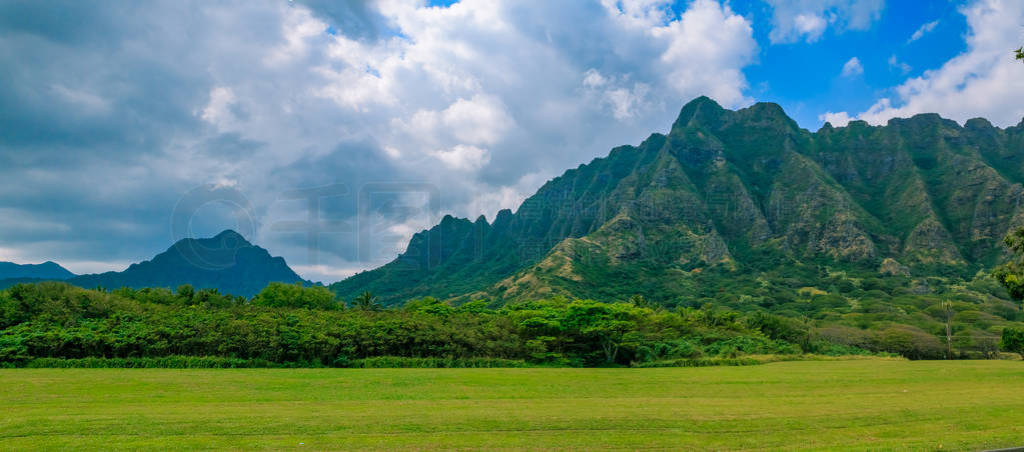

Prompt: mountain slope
[
  {"left": 68, "top": 230, "right": 305, "bottom": 297},
  {"left": 0, "top": 261, "right": 75, "bottom": 280},
  {"left": 331, "top": 97, "right": 1024, "bottom": 306}
]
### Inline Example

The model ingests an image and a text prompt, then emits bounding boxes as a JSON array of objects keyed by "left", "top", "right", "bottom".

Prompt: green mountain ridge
[
  {"left": 332, "top": 96, "right": 1024, "bottom": 309},
  {"left": 68, "top": 230, "right": 307, "bottom": 297}
]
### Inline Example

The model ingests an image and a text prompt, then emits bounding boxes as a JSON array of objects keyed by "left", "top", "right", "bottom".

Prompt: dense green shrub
[
  {"left": 1002, "top": 327, "right": 1024, "bottom": 356},
  {"left": 633, "top": 357, "right": 760, "bottom": 368},
  {"left": 1, "top": 281, "right": 1008, "bottom": 366},
  {"left": 252, "top": 282, "right": 339, "bottom": 310},
  {"left": 25, "top": 356, "right": 280, "bottom": 368},
  {"left": 350, "top": 356, "right": 530, "bottom": 368}
]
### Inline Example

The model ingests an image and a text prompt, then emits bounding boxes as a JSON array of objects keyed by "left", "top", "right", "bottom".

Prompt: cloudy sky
[{"left": 2, "top": 0, "right": 1023, "bottom": 283}]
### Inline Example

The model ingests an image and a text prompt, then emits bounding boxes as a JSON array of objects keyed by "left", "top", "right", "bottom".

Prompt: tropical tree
[
  {"left": 563, "top": 300, "right": 642, "bottom": 364},
  {"left": 176, "top": 284, "right": 195, "bottom": 303},
  {"left": 1002, "top": 327, "right": 1024, "bottom": 356},
  {"left": 351, "top": 291, "right": 381, "bottom": 311},
  {"left": 1017, "top": 46, "right": 1023, "bottom": 61},
  {"left": 252, "top": 282, "right": 337, "bottom": 310},
  {"left": 628, "top": 294, "right": 655, "bottom": 309},
  {"left": 992, "top": 228, "right": 1024, "bottom": 310}
]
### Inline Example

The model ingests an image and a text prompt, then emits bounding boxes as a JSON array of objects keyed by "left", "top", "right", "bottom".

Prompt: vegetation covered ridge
[{"left": 331, "top": 97, "right": 1024, "bottom": 311}]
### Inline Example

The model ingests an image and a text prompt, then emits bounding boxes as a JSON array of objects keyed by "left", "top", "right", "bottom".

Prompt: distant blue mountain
[
  {"left": 66, "top": 230, "right": 307, "bottom": 297},
  {"left": 0, "top": 261, "right": 76, "bottom": 280}
]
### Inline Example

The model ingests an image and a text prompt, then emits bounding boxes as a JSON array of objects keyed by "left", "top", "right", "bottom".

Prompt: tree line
[{"left": 1, "top": 280, "right": 1021, "bottom": 368}]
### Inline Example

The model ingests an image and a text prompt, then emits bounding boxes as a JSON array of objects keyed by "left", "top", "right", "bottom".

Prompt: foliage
[
  {"left": 350, "top": 356, "right": 529, "bottom": 368},
  {"left": 350, "top": 291, "right": 382, "bottom": 311},
  {"left": 0, "top": 282, "right": 864, "bottom": 367},
  {"left": 1001, "top": 327, "right": 1024, "bottom": 355},
  {"left": 993, "top": 227, "right": 1024, "bottom": 302},
  {"left": 2, "top": 281, "right": 1019, "bottom": 367},
  {"left": 24, "top": 356, "right": 280, "bottom": 368},
  {"left": 252, "top": 282, "right": 339, "bottom": 310}
]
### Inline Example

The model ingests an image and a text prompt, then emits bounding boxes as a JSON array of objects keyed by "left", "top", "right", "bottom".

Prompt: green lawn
[{"left": 1, "top": 360, "right": 1023, "bottom": 451}]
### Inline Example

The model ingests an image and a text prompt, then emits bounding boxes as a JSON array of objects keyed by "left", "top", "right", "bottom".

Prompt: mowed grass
[{"left": 1, "top": 360, "right": 1023, "bottom": 451}]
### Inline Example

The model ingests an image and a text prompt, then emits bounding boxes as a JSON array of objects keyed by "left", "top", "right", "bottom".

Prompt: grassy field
[{"left": 1, "top": 360, "right": 1023, "bottom": 451}]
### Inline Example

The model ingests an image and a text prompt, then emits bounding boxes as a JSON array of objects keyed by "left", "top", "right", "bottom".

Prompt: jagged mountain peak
[
  {"left": 964, "top": 117, "right": 995, "bottom": 130},
  {"left": 672, "top": 95, "right": 727, "bottom": 131},
  {"left": 742, "top": 101, "right": 788, "bottom": 117},
  {"left": 213, "top": 229, "right": 248, "bottom": 241},
  {"left": 886, "top": 112, "right": 961, "bottom": 131},
  {"left": 733, "top": 101, "right": 802, "bottom": 132},
  {"left": 672, "top": 96, "right": 803, "bottom": 137}
]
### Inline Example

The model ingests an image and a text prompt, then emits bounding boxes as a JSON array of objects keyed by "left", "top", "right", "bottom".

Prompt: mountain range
[
  {"left": 6, "top": 97, "right": 1024, "bottom": 308},
  {"left": 0, "top": 261, "right": 76, "bottom": 281},
  {"left": 2, "top": 230, "right": 306, "bottom": 297},
  {"left": 331, "top": 96, "right": 1024, "bottom": 306},
  {"left": 68, "top": 230, "right": 306, "bottom": 297}
]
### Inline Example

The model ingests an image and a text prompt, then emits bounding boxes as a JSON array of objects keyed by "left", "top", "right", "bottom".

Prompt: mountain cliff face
[
  {"left": 69, "top": 230, "right": 305, "bottom": 297},
  {"left": 331, "top": 97, "right": 1024, "bottom": 306}
]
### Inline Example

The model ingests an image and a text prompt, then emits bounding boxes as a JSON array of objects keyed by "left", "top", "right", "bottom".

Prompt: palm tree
[
  {"left": 351, "top": 291, "right": 380, "bottom": 311},
  {"left": 1017, "top": 47, "right": 1023, "bottom": 61}
]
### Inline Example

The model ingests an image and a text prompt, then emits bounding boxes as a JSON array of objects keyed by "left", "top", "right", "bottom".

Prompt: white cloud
[
  {"left": 653, "top": 0, "right": 757, "bottom": 105},
  {"left": 841, "top": 57, "right": 863, "bottom": 77},
  {"left": 291, "top": 264, "right": 366, "bottom": 282},
  {"left": 767, "top": 0, "right": 885, "bottom": 44},
  {"left": 264, "top": 6, "right": 328, "bottom": 67},
  {"left": 908, "top": 20, "right": 939, "bottom": 42},
  {"left": 199, "top": 87, "right": 237, "bottom": 129},
  {"left": 439, "top": 96, "right": 514, "bottom": 146},
  {"left": 818, "top": 111, "right": 854, "bottom": 127},
  {"left": 582, "top": 69, "right": 651, "bottom": 119},
  {"left": 888, "top": 54, "right": 911, "bottom": 74},
  {"left": 793, "top": 13, "right": 828, "bottom": 41},
  {"left": 582, "top": 68, "right": 607, "bottom": 88},
  {"left": 430, "top": 144, "right": 491, "bottom": 171},
  {"left": 58, "top": 260, "right": 133, "bottom": 275},
  {"left": 833, "top": 0, "right": 1024, "bottom": 128}
]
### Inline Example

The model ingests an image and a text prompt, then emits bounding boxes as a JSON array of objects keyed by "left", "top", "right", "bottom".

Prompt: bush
[
  {"left": 252, "top": 283, "right": 339, "bottom": 310},
  {"left": 2, "top": 282, "right": 1007, "bottom": 366},
  {"left": 633, "top": 357, "right": 760, "bottom": 368},
  {"left": 873, "top": 325, "right": 945, "bottom": 360},
  {"left": 350, "top": 356, "right": 530, "bottom": 368},
  {"left": 24, "top": 356, "right": 280, "bottom": 368},
  {"left": 1001, "top": 327, "right": 1024, "bottom": 356}
]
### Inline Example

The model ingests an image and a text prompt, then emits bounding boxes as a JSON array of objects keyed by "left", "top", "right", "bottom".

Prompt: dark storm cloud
[
  {"left": 0, "top": 1, "right": 123, "bottom": 44},
  {"left": 260, "top": 139, "right": 416, "bottom": 264},
  {"left": 0, "top": 3, "right": 209, "bottom": 168},
  {"left": 0, "top": 1, "right": 252, "bottom": 270}
]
